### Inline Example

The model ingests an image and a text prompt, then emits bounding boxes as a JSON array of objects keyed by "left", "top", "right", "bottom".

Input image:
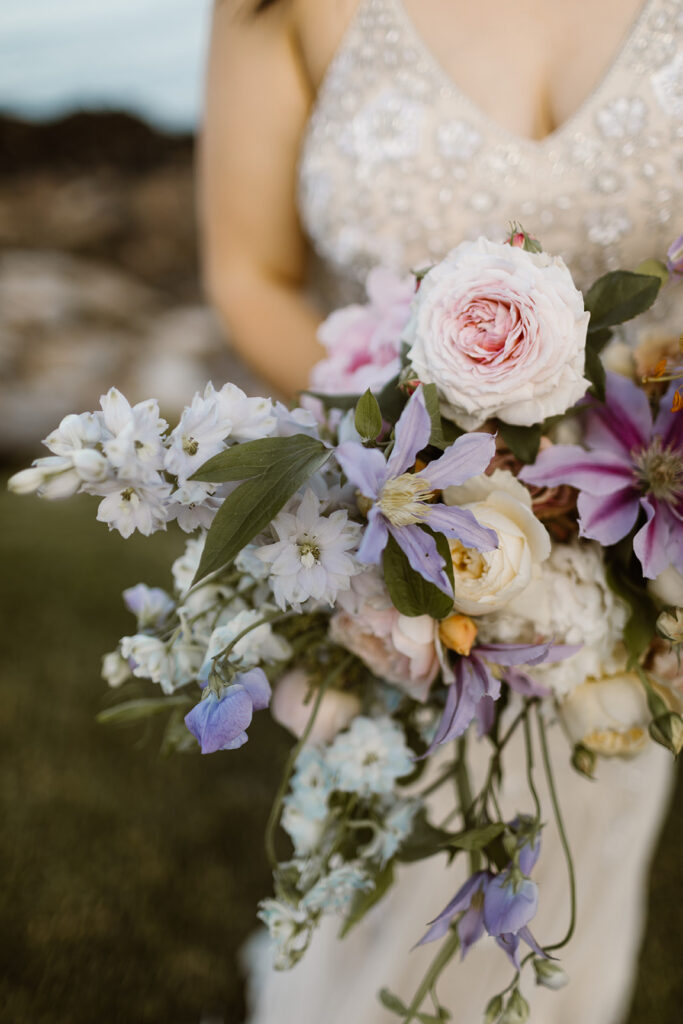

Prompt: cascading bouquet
[{"left": 10, "top": 227, "right": 683, "bottom": 1023}]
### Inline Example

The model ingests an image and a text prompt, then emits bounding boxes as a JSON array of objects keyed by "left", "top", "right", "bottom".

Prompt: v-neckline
[{"left": 390, "top": 0, "right": 656, "bottom": 149}]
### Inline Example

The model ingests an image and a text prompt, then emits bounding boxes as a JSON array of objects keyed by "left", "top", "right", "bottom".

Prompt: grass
[{"left": 0, "top": 476, "right": 680, "bottom": 1023}]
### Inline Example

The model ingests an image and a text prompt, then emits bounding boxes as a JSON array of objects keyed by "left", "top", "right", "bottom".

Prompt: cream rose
[
  {"left": 405, "top": 237, "right": 590, "bottom": 429},
  {"left": 271, "top": 669, "right": 361, "bottom": 744},
  {"left": 442, "top": 470, "right": 550, "bottom": 616},
  {"left": 560, "top": 673, "right": 650, "bottom": 757}
]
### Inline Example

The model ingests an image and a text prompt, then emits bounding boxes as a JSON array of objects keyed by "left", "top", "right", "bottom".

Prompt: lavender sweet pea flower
[
  {"left": 520, "top": 373, "right": 683, "bottom": 578},
  {"left": 185, "top": 668, "right": 271, "bottom": 753},
  {"left": 335, "top": 387, "right": 497, "bottom": 593}
]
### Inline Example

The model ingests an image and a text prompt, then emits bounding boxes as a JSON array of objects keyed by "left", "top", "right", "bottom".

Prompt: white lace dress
[{"left": 244, "top": 1, "right": 683, "bottom": 1021}]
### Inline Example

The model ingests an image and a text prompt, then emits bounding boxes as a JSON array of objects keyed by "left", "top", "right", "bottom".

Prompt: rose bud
[
  {"left": 438, "top": 614, "right": 478, "bottom": 656},
  {"left": 271, "top": 669, "right": 360, "bottom": 745},
  {"left": 650, "top": 712, "right": 683, "bottom": 756}
]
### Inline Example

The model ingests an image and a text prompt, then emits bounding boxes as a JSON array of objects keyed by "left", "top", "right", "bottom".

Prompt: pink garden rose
[
  {"left": 329, "top": 582, "right": 439, "bottom": 702},
  {"left": 406, "top": 238, "right": 590, "bottom": 429},
  {"left": 310, "top": 267, "right": 415, "bottom": 394}
]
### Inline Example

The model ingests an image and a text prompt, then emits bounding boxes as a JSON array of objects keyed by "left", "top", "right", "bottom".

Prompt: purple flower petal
[
  {"left": 518, "top": 836, "right": 541, "bottom": 876},
  {"left": 466, "top": 654, "right": 501, "bottom": 701},
  {"left": 519, "top": 445, "right": 635, "bottom": 495},
  {"left": 238, "top": 668, "right": 272, "bottom": 711},
  {"left": 477, "top": 641, "right": 553, "bottom": 667},
  {"left": 386, "top": 388, "right": 432, "bottom": 477},
  {"left": 577, "top": 487, "right": 640, "bottom": 545},
  {"left": 356, "top": 507, "right": 389, "bottom": 564},
  {"left": 654, "top": 382, "right": 683, "bottom": 450},
  {"left": 505, "top": 669, "right": 551, "bottom": 698},
  {"left": 583, "top": 372, "right": 653, "bottom": 456},
  {"left": 185, "top": 688, "right": 253, "bottom": 755},
  {"left": 390, "top": 523, "right": 452, "bottom": 593},
  {"left": 458, "top": 902, "right": 487, "bottom": 958},
  {"left": 483, "top": 873, "right": 538, "bottom": 936},
  {"left": 495, "top": 932, "right": 521, "bottom": 969},
  {"left": 417, "top": 872, "right": 489, "bottom": 947},
  {"left": 633, "top": 496, "right": 672, "bottom": 579},
  {"left": 419, "top": 432, "right": 496, "bottom": 489},
  {"left": 426, "top": 503, "right": 499, "bottom": 551},
  {"left": 475, "top": 695, "right": 496, "bottom": 737},
  {"left": 334, "top": 442, "right": 386, "bottom": 498},
  {"left": 517, "top": 925, "right": 547, "bottom": 959}
]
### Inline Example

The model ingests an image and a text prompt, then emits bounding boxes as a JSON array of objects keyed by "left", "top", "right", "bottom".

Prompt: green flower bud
[
  {"left": 571, "top": 742, "right": 597, "bottom": 779},
  {"left": 649, "top": 712, "right": 683, "bottom": 756},
  {"left": 656, "top": 608, "right": 683, "bottom": 644},
  {"left": 533, "top": 957, "right": 570, "bottom": 990},
  {"left": 500, "top": 988, "right": 529, "bottom": 1024},
  {"left": 483, "top": 993, "right": 504, "bottom": 1024}
]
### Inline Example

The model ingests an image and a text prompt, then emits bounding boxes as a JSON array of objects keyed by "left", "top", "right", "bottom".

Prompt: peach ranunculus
[
  {"left": 405, "top": 237, "right": 590, "bottom": 429},
  {"left": 271, "top": 668, "right": 361, "bottom": 744},
  {"left": 560, "top": 673, "right": 650, "bottom": 757},
  {"left": 329, "top": 580, "right": 439, "bottom": 702}
]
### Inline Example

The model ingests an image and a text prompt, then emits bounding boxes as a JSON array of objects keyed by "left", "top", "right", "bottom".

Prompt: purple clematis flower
[
  {"left": 419, "top": 865, "right": 546, "bottom": 967},
  {"left": 520, "top": 373, "right": 683, "bottom": 579},
  {"left": 335, "top": 387, "right": 498, "bottom": 593},
  {"left": 185, "top": 668, "right": 271, "bottom": 754},
  {"left": 426, "top": 640, "right": 578, "bottom": 754}
]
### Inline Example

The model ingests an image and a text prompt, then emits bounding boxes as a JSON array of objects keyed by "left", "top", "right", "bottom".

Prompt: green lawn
[{"left": 0, "top": 476, "right": 680, "bottom": 1023}]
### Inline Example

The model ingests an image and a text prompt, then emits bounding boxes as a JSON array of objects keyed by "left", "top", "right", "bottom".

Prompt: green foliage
[
  {"left": 584, "top": 270, "right": 661, "bottom": 332},
  {"left": 340, "top": 862, "right": 394, "bottom": 938},
  {"left": 354, "top": 389, "right": 383, "bottom": 441},
  {"left": 606, "top": 557, "right": 658, "bottom": 662},
  {"left": 379, "top": 988, "right": 409, "bottom": 1015},
  {"left": 96, "top": 695, "right": 191, "bottom": 725},
  {"left": 498, "top": 422, "right": 542, "bottom": 464},
  {"left": 395, "top": 808, "right": 453, "bottom": 863},
  {"left": 444, "top": 822, "right": 506, "bottom": 852},
  {"left": 382, "top": 532, "right": 453, "bottom": 619},
  {"left": 584, "top": 344, "right": 607, "bottom": 402},
  {"left": 189, "top": 434, "right": 331, "bottom": 584}
]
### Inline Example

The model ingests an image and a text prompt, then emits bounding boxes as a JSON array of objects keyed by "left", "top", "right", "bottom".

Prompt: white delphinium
[
  {"left": 257, "top": 899, "right": 314, "bottom": 970},
  {"left": 325, "top": 716, "right": 414, "bottom": 796},
  {"left": 301, "top": 857, "right": 373, "bottom": 914},
  {"left": 120, "top": 633, "right": 202, "bottom": 694},
  {"left": 166, "top": 481, "right": 224, "bottom": 533},
  {"left": 172, "top": 534, "right": 206, "bottom": 594},
  {"left": 123, "top": 584, "right": 175, "bottom": 630},
  {"left": 101, "top": 650, "right": 132, "bottom": 689},
  {"left": 235, "top": 543, "right": 271, "bottom": 582},
  {"left": 281, "top": 804, "right": 327, "bottom": 857},
  {"left": 256, "top": 489, "right": 362, "bottom": 612},
  {"left": 99, "top": 388, "right": 167, "bottom": 482},
  {"left": 94, "top": 479, "right": 172, "bottom": 538},
  {"left": 273, "top": 401, "right": 320, "bottom": 438},
  {"left": 364, "top": 798, "right": 422, "bottom": 865},
  {"left": 165, "top": 382, "right": 275, "bottom": 484},
  {"left": 9, "top": 411, "right": 109, "bottom": 498},
  {"left": 477, "top": 541, "right": 628, "bottom": 697},
  {"left": 282, "top": 748, "right": 333, "bottom": 855},
  {"left": 198, "top": 609, "right": 291, "bottom": 681}
]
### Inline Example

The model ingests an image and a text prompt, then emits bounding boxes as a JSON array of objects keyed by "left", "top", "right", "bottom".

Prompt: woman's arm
[{"left": 198, "top": 0, "right": 324, "bottom": 398}]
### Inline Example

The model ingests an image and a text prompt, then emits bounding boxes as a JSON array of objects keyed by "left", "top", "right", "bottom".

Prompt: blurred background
[{"left": 0, "top": 2, "right": 681, "bottom": 1022}]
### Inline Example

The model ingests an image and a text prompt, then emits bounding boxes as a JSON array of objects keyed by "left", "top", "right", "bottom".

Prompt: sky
[{"left": 0, "top": 0, "right": 214, "bottom": 131}]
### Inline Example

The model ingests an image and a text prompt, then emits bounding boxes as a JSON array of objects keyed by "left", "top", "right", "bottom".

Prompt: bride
[{"left": 199, "top": 1, "right": 682, "bottom": 1021}]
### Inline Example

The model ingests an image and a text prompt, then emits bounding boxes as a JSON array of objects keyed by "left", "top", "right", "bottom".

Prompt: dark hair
[{"left": 254, "top": 0, "right": 279, "bottom": 10}]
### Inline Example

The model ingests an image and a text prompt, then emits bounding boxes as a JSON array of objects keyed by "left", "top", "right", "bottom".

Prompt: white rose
[
  {"left": 271, "top": 669, "right": 361, "bottom": 744},
  {"left": 443, "top": 470, "right": 550, "bottom": 615},
  {"left": 560, "top": 673, "right": 650, "bottom": 757},
  {"left": 405, "top": 237, "right": 589, "bottom": 429},
  {"left": 648, "top": 566, "right": 683, "bottom": 607}
]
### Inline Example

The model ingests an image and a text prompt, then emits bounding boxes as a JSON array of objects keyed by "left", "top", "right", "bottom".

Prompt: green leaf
[
  {"left": 422, "top": 383, "right": 448, "bottom": 450},
  {"left": 634, "top": 258, "right": 669, "bottom": 286},
  {"left": 379, "top": 988, "right": 409, "bottom": 1016},
  {"left": 376, "top": 376, "right": 408, "bottom": 423},
  {"left": 396, "top": 808, "right": 454, "bottom": 863},
  {"left": 498, "top": 422, "right": 542, "bottom": 464},
  {"left": 584, "top": 270, "right": 661, "bottom": 331},
  {"left": 382, "top": 532, "right": 453, "bottom": 619},
  {"left": 586, "top": 327, "right": 613, "bottom": 355},
  {"left": 97, "top": 695, "right": 191, "bottom": 725},
  {"left": 606, "top": 559, "right": 658, "bottom": 662},
  {"left": 190, "top": 434, "right": 329, "bottom": 483},
  {"left": 339, "top": 862, "right": 393, "bottom": 938},
  {"left": 584, "top": 345, "right": 606, "bottom": 402},
  {"left": 354, "top": 389, "right": 383, "bottom": 441},
  {"left": 192, "top": 436, "right": 331, "bottom": 584},
  {"left": 444, "top": 822, "right": 506, "bottom": 852},
  {"left": 302, "top": 390, "right": 358, "bottom": 411}
]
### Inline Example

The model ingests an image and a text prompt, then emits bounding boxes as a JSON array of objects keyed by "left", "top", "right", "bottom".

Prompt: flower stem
[
  {"left": 401, "top": 928, "right": 460, "bottom": 1024},
  {"left": 454, "top": 735, "right": 480, "bottom": 873},
  {"left": 536, "top": 704, "right": 576, "bottom": 951},
  {"left": 264, "top": 653, "right": 354, "bottom": 870},
  {"left": 213, "top": 609, "right": 292, "bottom": 664},
  {"left": 523, "top": 710, "right": 542, "bottom": 825}
]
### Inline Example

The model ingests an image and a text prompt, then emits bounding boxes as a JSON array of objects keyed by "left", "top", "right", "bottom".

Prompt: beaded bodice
[{"left": 298, "top": 0, "right": 683, "bottom": 311}]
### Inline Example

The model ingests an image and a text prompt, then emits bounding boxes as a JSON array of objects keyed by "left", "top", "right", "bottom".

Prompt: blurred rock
[{"left": 0, "top": 113, "right": 269, "bottom": 457}]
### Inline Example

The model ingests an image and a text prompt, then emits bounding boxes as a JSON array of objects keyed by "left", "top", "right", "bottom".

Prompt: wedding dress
[{"left": 244, "top": 1, "right": 683, "bottom": 1021}]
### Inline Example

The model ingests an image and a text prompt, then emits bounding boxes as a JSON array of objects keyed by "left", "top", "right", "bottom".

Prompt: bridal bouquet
[{"left": 10, "top": 228, "right": 683, "bottom": 1023}]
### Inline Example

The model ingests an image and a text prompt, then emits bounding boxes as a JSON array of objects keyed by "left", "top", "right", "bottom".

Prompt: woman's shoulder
[{"left": 292, "top": 0, "right": 362, "bottom": 92}]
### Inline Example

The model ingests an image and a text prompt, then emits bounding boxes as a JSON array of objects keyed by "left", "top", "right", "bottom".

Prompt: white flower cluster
[
  {"left": 9, "top": 383, "right": 279, "bottom": 537},
  {"left": 478, "top": 541, "right": 628, "bottom": 697}
]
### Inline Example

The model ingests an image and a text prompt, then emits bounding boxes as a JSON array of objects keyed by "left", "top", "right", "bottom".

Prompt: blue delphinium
[{"left": 325, "top": 716, "right": 414, "bottom": 796}]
